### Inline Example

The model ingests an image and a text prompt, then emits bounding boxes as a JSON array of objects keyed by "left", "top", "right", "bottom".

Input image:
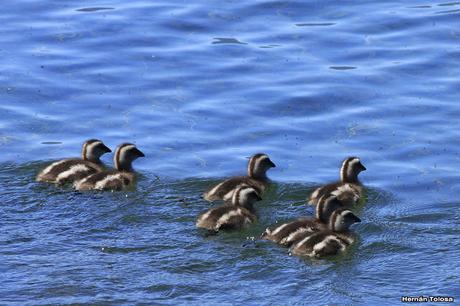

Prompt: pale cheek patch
[
  {"left": 250, "top": 155, "right": 269, "bottom": 177},
  {"left": 116, "top": 144, "right": 136, "bottom": 169},
  {"left": 255, "top": 156, "right": 268, "bottom": 169},
  {"left": 86, "top": 141, "right": 102, "bottom": 155}
]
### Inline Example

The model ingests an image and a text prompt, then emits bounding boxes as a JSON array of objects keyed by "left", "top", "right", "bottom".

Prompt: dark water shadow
[
  {"left": 438, "top": 1, "right": 460, "bottom": 6},
  {"left": 407, "top": 5, "right": 431, "bottom": 9},
  {"left": 76, "top": 7, "right": 114, "bottom": 12},
  {"left": 329, "top": 66, "right": 357, "bottom": 70},
  {"left": 435, "top": 8, "right": 460, "bottom": 14},
  {"left": 212, "top": 38, "right": 247, "bottom": 45},
  {"left": 296, "top": 22, "right": 335, "bottom": 27}
]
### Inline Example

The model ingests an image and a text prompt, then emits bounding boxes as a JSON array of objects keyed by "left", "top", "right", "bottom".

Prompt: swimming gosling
[
  {"left": 197, "top": 184, "right": 262, "bottom": 232},
  {"left": 203, "top": 153, "right": 276, "bottom": 201},
  {"left": 290, "top": 208, "right": 361, "bottom": 258},
  {"left": 261, "top": 194, "right": 343, "bottom": 247},
  {"left": 74, "top": 143, "right": 144, "bottom": 191},
  {"left": 36, "top": 139, "right": 111, "bottom": 185},
  {"left": 309, "top": 157, "right": 366, "bottom": 207}
]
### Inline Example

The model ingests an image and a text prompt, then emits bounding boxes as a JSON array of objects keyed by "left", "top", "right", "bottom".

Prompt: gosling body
[
  {"left": 197, "top": 185, "right": 262, "bottom": 232},
  {"left": 290, "top": 208, "right": 361, "bottom": 258},
  {"left": 74, "top": 143, "right": 144, "bottom": 191},
  {"left": 309, "top": 157, "right": 366, "bottom": 206},
  {"left": 290, "top": 230, "right": 356, "bottom": 258},
  {"left": 203, "top": 153, "right": 276, "bottom": 201},
  {"left": 261, "top": 195, "right": 343, "bottom": 247},
  {"left": 36, "top": 139, "right": 111, "bottom": 185}
]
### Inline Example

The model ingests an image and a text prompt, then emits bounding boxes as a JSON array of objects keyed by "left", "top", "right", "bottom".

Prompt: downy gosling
[
  {"left": 290, "top": 208, "right": 361, "bottom": 258},
  {"left": 309, "top": 156, "right": 366, "bottom": 207},
  {"left": 197, "top": 184, "right": 262, "bottom": 232},
  {"left": 36, "top": 139, "right": 111, "bottom": 185},
  {"left": 261, "top": 194, "right": 343, "bottom": 247},
  {"left": 203, "top": 153, "right": 276, "bottom": 201},
  {"left": 74, "top": 143, "right": 144, "bottom": 191}
]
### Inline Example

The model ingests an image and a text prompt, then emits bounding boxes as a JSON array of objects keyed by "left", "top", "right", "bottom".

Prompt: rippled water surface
[{"left": 1, "top": 0, "right": 460, "bottom": 304}]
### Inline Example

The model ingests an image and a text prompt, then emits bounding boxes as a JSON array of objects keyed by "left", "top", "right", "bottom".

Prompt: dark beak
[
  {"left": 101, "top": 144, "right": 112, "bottom": 153},
  {"left": 353, "top": 215, "right": 362, "bottom": 223},
  {"left": 255, "top": 193, "right": 263, "bottom": 201},
  {"left": 268, "top": 159, "right": 276, "bottom": 168},
  {"left": 133, "top": 148, "right": 145, "bottom": 158},
  {"left": 360, "top": 163, "right": 366, "bottom": 171}
]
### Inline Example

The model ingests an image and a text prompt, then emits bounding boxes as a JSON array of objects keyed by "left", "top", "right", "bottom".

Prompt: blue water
[{"left": 1, "top": 0, "right": 460, "bottom": 304}]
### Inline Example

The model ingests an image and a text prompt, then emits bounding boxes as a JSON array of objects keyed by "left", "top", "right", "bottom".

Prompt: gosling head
[
  {"left": 81, "top": 139, "right": 111, "bottom": 164},
  {"left": 315, "top": 195, "right": 344, "bottom": 224},
  {"left": 340, "top": 157, "right": 366, "bottom": 184},
  {"left": 114, "top": 143, "right": 145, "bottom": 172},
  {"left": 231, "top": 184, "right": 262, "bottom": 211},
  {"left": 247, "top": 153, "right": 276, "bottom": 179},
  {"left": 329, "top": 208, "right": 361, "bottom": 232}
]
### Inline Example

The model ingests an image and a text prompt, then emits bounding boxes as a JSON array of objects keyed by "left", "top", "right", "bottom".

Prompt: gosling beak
[
  {"left": 353, "top": 215, "right": 362, "bottom": 223},
  {"left": 268, "top": 159, "right": 276, "bottom": 168},
  {"left": 101, "top": 144, "right": 112, "bottom": 153},
  {"left": 360, "top": 163, "right": 366, "bottom": 171},
  {"left": 256, "top": 193, "right": 263, "bottom": 201},
  {"left": 133, "top": 148, "right": 145, "bottom": 158}
]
